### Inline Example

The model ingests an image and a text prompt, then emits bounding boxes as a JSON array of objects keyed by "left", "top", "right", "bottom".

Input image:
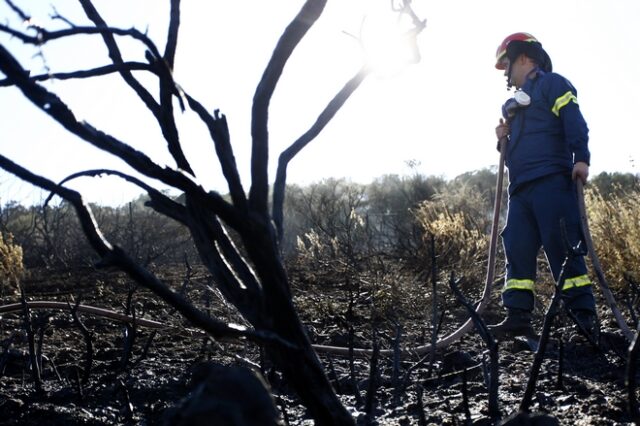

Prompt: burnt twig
[
  {"left": 557, "top": 334, "right": 564, "bottom": 390},
  {"left": 117, "top": 378, "right": 135, "bottom": 423},
  {"left": 35, "top": 314, "right": 49, "bottom": 375},
  {"left": 272, "top": 67, "right": 369, "bottom": 238},
  {"left": 251, "top": 0, "right": 328, "bottom": 214},
  {"left": 416, "top": 384, "right": 427, "bottom": 426},
  {"left": 448, "top": 272, "right": 499, "bottom": 420},
  {"left": 183, "top": 99, "right": 247, "bottom": 211},
  {"left": 520, "top": 260, "right": 570, "bottom": 412},
  {"left": 0, "top": 62, "right": 155, "bottom": 87},
  {"left": 392, "top": 321, "right": 402, "bottom": 390},
  {"left": 347, "top": 277, "right": 364, "bottom": 406},
  {"left": 120, "top": 285, "right": 137, "bottom": 370},
  {"left": 461, "top": 367, "right": 471, "bottom": 424},
  {"left": 626, "top": 323, "right": 640, "bottom": 423},
  {"left": 20, "top": 287, "right": 42, "bottom": 393},
  {"left": 364, "top": 329, "right": 380, "bottom": 422},
  {"left": 134, "top": 331, "right": 157, "bottom": 366},
  {"left": 68, "top": 297, "right": 94, "bottom": 385},
  {"left": 429, "top": 235, "right": 439, "bottom": 376}
]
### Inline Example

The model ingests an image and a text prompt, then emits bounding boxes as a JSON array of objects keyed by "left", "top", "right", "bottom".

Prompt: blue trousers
[{"left": 501, "top": 173, "right": 596, "bottom": 313}]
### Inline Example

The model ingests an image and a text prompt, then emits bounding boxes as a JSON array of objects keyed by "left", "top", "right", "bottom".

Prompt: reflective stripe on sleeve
[
  {"left": 561, "top": 274, "right": 591, "bottom": 291},
  {"left": 551, "top": 91, "right": 578, "bottom": 116},
  {"left": 503, "top": 278, "right": 535, "bottom": 293}
]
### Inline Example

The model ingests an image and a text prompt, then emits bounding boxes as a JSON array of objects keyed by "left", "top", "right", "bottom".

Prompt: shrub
[
  {"left": 0, "top": 232, "right": 24, "bottom": 296},
  {"left": 413, "top": 184, "right": 491, "bottom": 284},
  {"left": 585, "top": 185, "right": 640, "bottom": 288}
]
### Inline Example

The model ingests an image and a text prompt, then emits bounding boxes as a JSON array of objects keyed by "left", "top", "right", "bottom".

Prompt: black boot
[
  {"left": 488, "top": 308, "right": 535, "bottom": 338},
  {"left": 570, "top": 309, "right": 597, "bottom": 336}
]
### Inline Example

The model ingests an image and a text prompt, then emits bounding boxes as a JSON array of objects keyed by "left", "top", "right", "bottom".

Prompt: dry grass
[
  {"left": 0, "top": 232, "right": 23, "bottom": 296},
  {"left": 413, "top": 187, "right": 490, "bottom": 284},
  {"left": 586, "top": 185, "right": 640, "bottom": 288}
]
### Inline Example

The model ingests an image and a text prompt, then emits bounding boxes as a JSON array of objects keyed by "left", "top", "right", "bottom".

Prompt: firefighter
[{"left": 488, "top": 32, "right": 597, "bottom": 338}]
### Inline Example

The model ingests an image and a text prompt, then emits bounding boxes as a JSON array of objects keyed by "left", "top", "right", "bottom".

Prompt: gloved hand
[
  {"left": 501, "top": 90, "right": 531, "bottom": 119},
  {"left": 502, "top": 98, "right": 520, "bottom": 119}
]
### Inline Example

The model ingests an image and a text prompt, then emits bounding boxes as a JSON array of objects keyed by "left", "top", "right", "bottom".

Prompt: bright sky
[{"left": 1, "top": 1, "right": 639, "bottom": 206}]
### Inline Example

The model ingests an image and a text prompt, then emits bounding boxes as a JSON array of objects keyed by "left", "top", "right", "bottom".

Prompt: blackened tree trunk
[{"left": 0, "top": 0, "right": 424, "bottom": 423}]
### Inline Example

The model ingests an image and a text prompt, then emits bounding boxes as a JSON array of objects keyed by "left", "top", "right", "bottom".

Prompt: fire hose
[
  {"left": 0, "top": 170, "right": 632, "bottom": 356},
  {"left": 0, "top": 130, "right": 512, "bottom": 356},
  {"left": 576, "top": 179, "right": 634, "bottom": 341},
  {"left": 0, "top": 132, "right": 633, "bottom": 354},
  {"left": 0, "top": 114, "right": 528, "bottom": 357},
  {"left": 311, "top": 136, "right": 508, "bottom": 356}
]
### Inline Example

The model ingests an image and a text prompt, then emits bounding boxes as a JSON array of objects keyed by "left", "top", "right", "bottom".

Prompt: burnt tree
[{"left": 0, "top": 0, "right": 424, "bottom": 424}]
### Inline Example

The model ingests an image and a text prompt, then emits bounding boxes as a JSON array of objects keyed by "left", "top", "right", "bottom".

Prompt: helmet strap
[{"left": 506, "top": 61, "right": 514, "bottom": 90}]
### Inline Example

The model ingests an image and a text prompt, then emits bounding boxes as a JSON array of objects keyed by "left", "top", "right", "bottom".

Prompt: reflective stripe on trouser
[
  {"left": 503, "top": 278, "right": 534, "bottom": 292},
  {"left": 561, "top": 274, "right": 596, "bottom": 313},
  {"left": 502, "top": 275, "right": 595, "bottom": 312},
  {"left": 561, "top": 274, "right": 591, "bottom": 290},
  {"left": 502, "top": 279, "right": 535, "bottom": 311},
  {"left": 501, "top": 174, "right": 596, "bottom": 313}
]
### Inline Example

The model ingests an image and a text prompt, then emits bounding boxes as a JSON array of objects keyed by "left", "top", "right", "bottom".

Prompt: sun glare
[{"left": 359, "top": 5, "right": 422, "bottom": 78}]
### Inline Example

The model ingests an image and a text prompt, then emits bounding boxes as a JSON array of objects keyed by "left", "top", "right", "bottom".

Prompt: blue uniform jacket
[{"left": 505, "top": 70, "right": 590, "bottom": 195}]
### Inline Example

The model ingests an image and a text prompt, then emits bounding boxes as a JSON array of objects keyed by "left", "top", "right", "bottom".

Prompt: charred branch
[
  {"left": 159, "top": 0, "right": 186, "bottom": 143},
  {"left": 0, "top": 51, "right": 243, "bottom": 229},
  {"left": 20, "top": 288, "right": 43, "bottom": 393},
  {"left": 250, "top": 0, "right": 327, "bottom": 215},
  {"left": 627, "top": 324, "right": 640, "bottom": 422},
  {"left": 429, "top": 235, "right": 439, "bottom": 375},
  {"left": 164, "top": 0, "right": 180, "bottom": 69},
  {"left": 0, "top": 62, "right": 155, "bottom": 87},
  {"left": 134, "top": 331, "right": 157, "bottom": 366},
  {"left": 184, "top": 96, "right": 247, "bottom": 211},
  {"left": 4, "top": 0, "right": 29, "bottom": 21},
  {"left": 273, "top": 67, "right": 369, "bottom": 240},
  {"left": 520, "top": 257, "right": 570, "bottom": 413},
  {"left": 185, "top": 194, "right": 265, "bottom": 325},
  {"left": 416, "top": 384, "right": 427, "bottom": 426},
  {"left": 77, "top": 0, "right": 190, "bottom": 175},
  {"left": 461, "top": 367, "right": 471, "bottom": 424},
  {"left": 392, "top": 322, "right": 402, "bottom": 391},
  {"left": 557, "top": 336, "right": 564, "bottom": 389},
  {"left": 120, "top": 285, "right": 137, "bottom": 370},
  {"left": 52, "top": 169, "right": 189, "bottom": 225},
  {"left": 35, "top": 314, "right": 48, "bottom": 377},
  {"left": 0, "top": 1, "right": 432, "bottom": 422},
  {"left": 0, "top": 154, "right": 113, "bottom": 256},
  {"left": 0, "top": 23, "right": 162, "bottom": 62},
  {"left": 364, "top": 329, "right": 380, "bottom": 421},
  {"left": 448, "top": 272, "right": 499, "bottom": 420},
  {"left": 0, "top": 156, "right": 292, "bottom": 349}
]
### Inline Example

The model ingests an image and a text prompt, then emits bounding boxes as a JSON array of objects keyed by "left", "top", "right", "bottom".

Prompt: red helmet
[{"left": 495, "top": 32, "right": 539, "bottom": 70}]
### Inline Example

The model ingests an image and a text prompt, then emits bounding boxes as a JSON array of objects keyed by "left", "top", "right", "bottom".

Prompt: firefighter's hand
[
  {"left": 496, "top": 119, "right": 510, "bottom": 140},
  {"left": 572, "top": 161, "right": 589, "bottom": 184},
  {"left": 495, "top": 119, "right": 510, "bottom": 151}
]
